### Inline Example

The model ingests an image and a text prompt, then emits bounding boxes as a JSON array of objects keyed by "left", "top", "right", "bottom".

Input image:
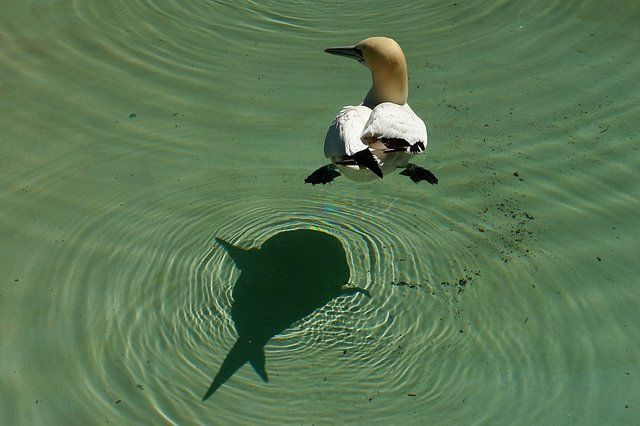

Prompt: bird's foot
[
  {"left": 399, "top": 164, "right": 438, "bottom": 184},
  {"left": 305, "top": 164, "right": 341, "bottom": 185}
]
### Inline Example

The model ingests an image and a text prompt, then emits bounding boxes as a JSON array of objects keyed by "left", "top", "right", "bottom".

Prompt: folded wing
[
  {"left": 360, "top": 103, "right": 428, "bottom": 152},
  {"left": 323, "top": 106, "right": 372, "bottom": 159}
]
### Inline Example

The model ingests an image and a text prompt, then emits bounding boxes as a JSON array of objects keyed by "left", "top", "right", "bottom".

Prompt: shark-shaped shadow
[{"left": 202, "top": 229, "right": 369, "bottom": 401}]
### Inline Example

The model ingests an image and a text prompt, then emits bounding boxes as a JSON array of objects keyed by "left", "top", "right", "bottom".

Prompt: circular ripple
[
  {"left": 3, "top": 0, "right": 639, "bottom": 423},
  {"left": 24, "top": 160, "right": 481, "bottom": 422}
]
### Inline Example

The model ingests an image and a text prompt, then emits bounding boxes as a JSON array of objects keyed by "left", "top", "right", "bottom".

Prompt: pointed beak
[{"left": 324, "top": 45, "right": 364, "bottom": 62}]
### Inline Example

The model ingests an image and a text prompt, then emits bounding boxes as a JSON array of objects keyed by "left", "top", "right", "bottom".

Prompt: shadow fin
[
  {"left": 202, "top": 338, "right": 262, "bottom": 401},
  {"left": 215, "top": 237, "right": 251, "bottom": 269},
  {"left": 249, "top": 346, "right": 268, "bottom": 382}
]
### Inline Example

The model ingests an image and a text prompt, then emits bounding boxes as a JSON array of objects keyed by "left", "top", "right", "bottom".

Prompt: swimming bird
[{"left": 305, "top": 37, "right": 438, "bottom": 185}]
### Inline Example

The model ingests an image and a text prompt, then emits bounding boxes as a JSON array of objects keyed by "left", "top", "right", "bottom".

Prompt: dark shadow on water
[{"left": 202, "top": 229, "right": 369, "bottom": 401}]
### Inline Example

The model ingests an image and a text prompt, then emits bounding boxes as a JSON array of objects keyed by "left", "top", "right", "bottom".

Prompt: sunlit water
[{"left": 1, "top": 1, "right": 639, "bottom": 424}]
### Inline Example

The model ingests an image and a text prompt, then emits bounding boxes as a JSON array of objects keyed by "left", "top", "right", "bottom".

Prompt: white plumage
[
  {"left": 323, "top": 103, "right": 428, "bottom": 181},
  {"left": 361, "top": 102, "right": 427, "bottom": 146},
  {"left": 323, "top": 106, "right": 371, "bottom": 159},
  {"left": 305, "top": 36, "right": 437, "bottom": 186}
]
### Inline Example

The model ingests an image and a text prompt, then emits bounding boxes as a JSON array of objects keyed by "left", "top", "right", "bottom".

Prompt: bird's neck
[{"left": 363, "top": 64, "right": 408, "bottom": 108}]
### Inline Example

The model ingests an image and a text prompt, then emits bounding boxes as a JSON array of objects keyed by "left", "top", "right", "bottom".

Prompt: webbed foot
[
  {"left": 305, "top": 165, "right": 341, "bottom": 185},
  {"left": 400, "top": 164, "right": 438, "bottom": 184}
]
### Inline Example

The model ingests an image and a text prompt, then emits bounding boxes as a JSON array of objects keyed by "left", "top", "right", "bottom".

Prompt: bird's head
[{"left": 324, "top": 36, "right": 408, "bottom": 106}]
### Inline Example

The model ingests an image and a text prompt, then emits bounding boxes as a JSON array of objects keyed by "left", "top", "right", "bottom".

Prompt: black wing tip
[
  {"left": 410, "top": 141, "right": 426, "bottom": 154},
  {"left": 351, "top": 148, "right": 383, "bottom": 178}
]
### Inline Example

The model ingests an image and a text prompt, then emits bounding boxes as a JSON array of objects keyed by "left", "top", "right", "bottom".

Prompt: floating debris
[{"left": 391, "top": 280, "right": 422, "bottom": 289}]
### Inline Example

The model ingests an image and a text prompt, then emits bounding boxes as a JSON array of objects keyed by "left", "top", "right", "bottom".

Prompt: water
[{"left": 1, "top": 1, "right": 639, "bottom": 424}]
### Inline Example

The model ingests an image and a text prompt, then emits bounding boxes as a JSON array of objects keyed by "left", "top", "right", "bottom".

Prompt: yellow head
[{"left": 325, "top": 37, "right": 408, "bottom": 106}]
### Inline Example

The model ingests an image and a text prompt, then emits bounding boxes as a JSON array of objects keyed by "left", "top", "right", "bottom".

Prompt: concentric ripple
[
  {"left": 2, "top": 0, "right": 640, "bottom": 424},
  {"left": 30, "top": 162, "right": 481, "bottom": 423}
]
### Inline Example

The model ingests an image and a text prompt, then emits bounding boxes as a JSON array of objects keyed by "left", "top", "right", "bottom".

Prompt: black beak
[{"left": 324, "top": 45, "right": 364, "bottom": 62}]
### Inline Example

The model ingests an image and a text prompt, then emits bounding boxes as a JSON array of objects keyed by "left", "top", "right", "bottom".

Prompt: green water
[{"left": 1, "top": 1, "right": 639, "bottom": 424}]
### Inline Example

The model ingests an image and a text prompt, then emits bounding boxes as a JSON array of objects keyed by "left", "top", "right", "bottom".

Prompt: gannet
[{"left": 305, "top": 37, "right": 438, "bottom": 185}]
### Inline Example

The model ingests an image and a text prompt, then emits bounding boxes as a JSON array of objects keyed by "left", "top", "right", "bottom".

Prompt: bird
[{"left": 305, "top": 37, "right": 438, "bottom": 186}]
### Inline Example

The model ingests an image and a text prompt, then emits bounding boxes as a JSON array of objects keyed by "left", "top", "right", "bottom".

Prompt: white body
[{"left": 323, "top": 102, "right": 428, "bottom": 181}]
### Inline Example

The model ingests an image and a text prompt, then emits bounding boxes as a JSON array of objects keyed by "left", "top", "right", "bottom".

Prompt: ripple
[
  {"left": 3, "top": 0, "right": 640, "bottom": 423},
  {"left": 15, "top": 157, "right": 483, "bottom": 421}
]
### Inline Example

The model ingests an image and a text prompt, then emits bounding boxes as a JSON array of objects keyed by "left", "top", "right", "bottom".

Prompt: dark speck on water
[
  {"left": 391, "top": 280, "right": 419, "bottom": 289},
  {"left": 128, "top": 113, "right": 137, "bottom": 119}
]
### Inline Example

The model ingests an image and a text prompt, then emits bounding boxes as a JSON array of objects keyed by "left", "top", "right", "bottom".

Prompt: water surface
[{"left": 1, "top": 1, "right": 639, "bottom": 424}]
